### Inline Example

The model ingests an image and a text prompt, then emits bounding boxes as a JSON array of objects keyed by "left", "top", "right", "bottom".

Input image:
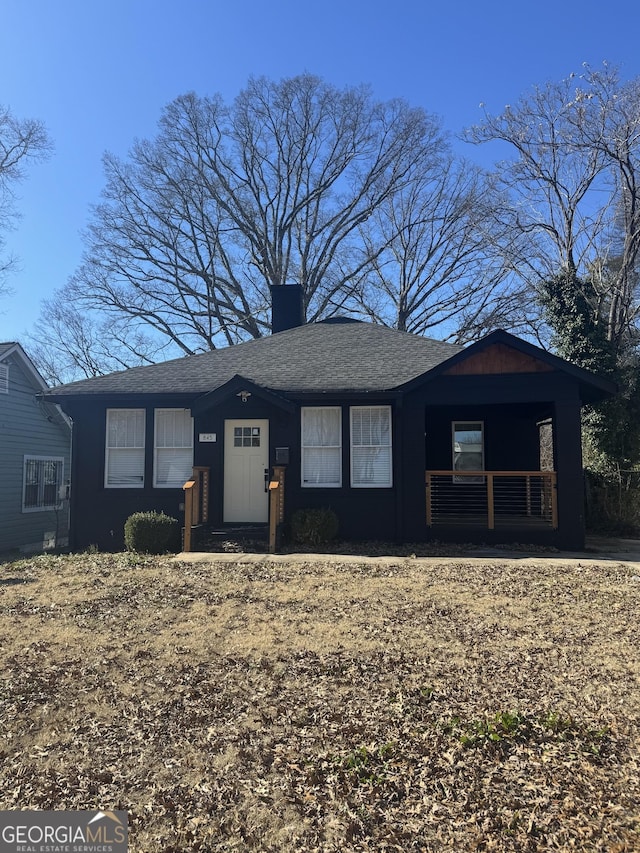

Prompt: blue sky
[{"left": 1, "top": 0, "right": 639, "bottom": 343}]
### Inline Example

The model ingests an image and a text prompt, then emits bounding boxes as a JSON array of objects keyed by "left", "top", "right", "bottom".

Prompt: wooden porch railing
[
  {"left": 425, "top": 470, "right": 557, "bottom": 530},
  {"left": 268, "top": 465, "right": 286, "bottom": 553},
  {"left": 182, "top": 466, "right": 210, "bottom": 552}
]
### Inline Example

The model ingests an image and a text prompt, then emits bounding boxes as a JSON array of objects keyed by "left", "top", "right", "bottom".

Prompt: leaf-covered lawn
[{"left": 1, "top": 552, "right": 639, "bottom": 851}]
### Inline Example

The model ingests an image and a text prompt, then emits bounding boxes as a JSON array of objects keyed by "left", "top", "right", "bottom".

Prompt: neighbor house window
[
  {"left": 0, "top": 364, "right": 8, "bottom": 393},
  {"left": 452, "top": 421, "right": 484, "bottom": 482},
  {"left": 350, "top": 406, "right": 392, "bottom": 487},
  {"left": 23, "top": 456, "right": 64, "bottom": 511},
  {"left": 154, "top": 408, "right": 193, "bottom": 488},
  {"left": 301, "top": 407, "right": 342, "bottom": 487},
  {"left": 105, "top": 409, "right": 145, "bottom": 487}
]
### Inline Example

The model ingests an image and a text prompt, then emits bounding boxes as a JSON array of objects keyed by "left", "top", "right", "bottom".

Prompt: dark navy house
[{"left": 44, "top": 286, "right": 615, "bottom": 552}]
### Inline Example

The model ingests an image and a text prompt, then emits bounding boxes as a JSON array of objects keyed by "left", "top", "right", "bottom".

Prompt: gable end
[{"left": 443, "top": 343, "right": 554, "bottom": 377}]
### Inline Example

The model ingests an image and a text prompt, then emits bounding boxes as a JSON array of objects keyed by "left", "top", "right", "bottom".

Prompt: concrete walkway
[{"left": 172, "top": 536, "right": 640, "bottom": 566}]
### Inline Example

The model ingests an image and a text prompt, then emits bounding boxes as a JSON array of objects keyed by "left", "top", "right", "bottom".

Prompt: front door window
[{"left": 234, "top": 426, "right": 261, "bottom": 447}]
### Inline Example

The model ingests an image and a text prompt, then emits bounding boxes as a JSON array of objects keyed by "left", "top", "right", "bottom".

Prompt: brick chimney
[{"left": 271, "top": 283, "right": 304, "bottom": 334}]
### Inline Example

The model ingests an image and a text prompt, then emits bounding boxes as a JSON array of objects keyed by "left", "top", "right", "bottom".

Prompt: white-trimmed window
[
  {"left": 105, "top": 409, "right": 145, "bottom": 488},
  {"left": 23, "top": 456, "right": 64, "bottom": 511},
  {"left": 301, "top": 407, "right": 342, "bottom": 487},
  {"left": 0, "top": 363, "right": 8, "bottom": 393},
  {"left": 154, "top": 408, "right": 193, "bottom": 488},
  {"left": 452, "top": 421, "right": 484, "bottom": 483},
  {"left": 351, "top": 406, "right": 392, "bottom": 488}
]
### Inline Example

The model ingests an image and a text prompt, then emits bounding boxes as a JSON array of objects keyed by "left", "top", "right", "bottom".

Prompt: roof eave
[{"left": 43, "top": 390, "right": 198, "bottom": 406}]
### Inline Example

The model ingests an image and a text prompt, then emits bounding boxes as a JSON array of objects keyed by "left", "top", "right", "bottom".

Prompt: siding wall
[
  {"left": 65, "top": 397, "right": 195, "bottom": 551},
  {"left": 276, "top": 399, "right": 397, "bottom": 541},
  {"left": 65, "top": 395, "right": 401, "bottom": 550},
  {"left": 0, "top": 355, "right": 71, "bottom": 554},
  {"left": 197, "top": 396, "right": 398, "bottom": 541}
]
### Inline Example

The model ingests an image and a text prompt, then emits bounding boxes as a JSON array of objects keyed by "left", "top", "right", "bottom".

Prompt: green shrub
[
  {"left": 290, "top": 507, "right": 339, "bottom": 546},
  {"left": 124, "top": 511, "right": 180, "bottom": 554}
]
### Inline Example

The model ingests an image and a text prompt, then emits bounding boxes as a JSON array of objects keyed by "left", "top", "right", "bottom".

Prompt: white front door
[{"left": 223, "top": 419, "right": 269, "bottom": 522}]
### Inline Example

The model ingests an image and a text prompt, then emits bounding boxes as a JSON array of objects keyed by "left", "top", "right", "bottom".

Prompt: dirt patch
[{"left": 1, "top": 551, "right": 639, "bottom": 851}]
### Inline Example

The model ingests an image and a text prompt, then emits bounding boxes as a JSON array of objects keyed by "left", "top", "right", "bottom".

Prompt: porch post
[
  {"left": 269, "top": 465, "right": 286, "bottom": 553},
  {"left": 553, "top": 397, "right": 585, "bottom": 549}
]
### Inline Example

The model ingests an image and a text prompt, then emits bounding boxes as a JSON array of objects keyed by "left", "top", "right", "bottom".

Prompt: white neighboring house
[{"left": 0, "top": 342, "right": 71, "bottom": 555}]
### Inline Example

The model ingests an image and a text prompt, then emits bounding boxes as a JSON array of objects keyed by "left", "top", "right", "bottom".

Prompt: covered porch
[
  {"left": 398, "top": 331, "right": 619, "bottom": 549},
  {"left": 414, "top": 393, "right": 580, "bottom": 547}
]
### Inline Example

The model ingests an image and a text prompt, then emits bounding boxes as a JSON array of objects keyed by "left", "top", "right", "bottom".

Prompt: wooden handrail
[
  {"left": 182, "top": 466, "right": 210, "bottom": 552},
  {"left": 183, "top": 480, "right": 196, "bottom": 552},
  {"left": 487, "top": 474, "right": 495, "bottom": 529},
  {"left": 268, "top": 465, "right": 286, "bottom": 553},
  {"left": 192, "top": 466, "right": 210, "bottom": 523}
]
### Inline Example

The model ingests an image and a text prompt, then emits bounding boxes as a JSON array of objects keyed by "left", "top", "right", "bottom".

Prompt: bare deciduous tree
[
  {"left": 0, "top": 106, "right": 52, "bottom": 297},
  {"left": 346, "top": 157, "right": 517, "bottom": 342},
  {"left": 465, "top": 63, "right": 640, "bottom": 347},
  {"left": 26, "top": 299, "right": 166, "bottom": 386},
  {"left": 580, "top": 69, "right": 640, "bottom": 348},
  {"left": 55, "top": 74, "right": 447, "bottom": 359}
]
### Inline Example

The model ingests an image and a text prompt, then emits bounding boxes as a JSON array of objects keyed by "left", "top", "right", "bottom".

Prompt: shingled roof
[
  {"left": 45, "top": 320, "right": 463, "bottom": 399},
  {"left": 0, "top": 342, "right": 18, "bottom": 358}
]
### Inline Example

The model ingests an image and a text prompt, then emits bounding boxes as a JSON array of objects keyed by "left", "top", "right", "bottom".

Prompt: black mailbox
[{"left": 275, "top": 447, "right": 290, "bottom": 465}]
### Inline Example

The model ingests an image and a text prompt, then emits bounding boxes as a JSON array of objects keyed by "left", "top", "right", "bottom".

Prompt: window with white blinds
[
  {"left": 154, "top": 408, "right": 193, "bottom": 488},
  {"left": 301, "top": 407, "right": 342, "bottom": 487},
  {"left": 0, "top": 363, "right": 8, "bottom": 393},
  {"left": 350, "top": 406, "right": 392, "bottom": 487},
  {"left": 105, "top": 409, "right": 145, "bottom": 488}
]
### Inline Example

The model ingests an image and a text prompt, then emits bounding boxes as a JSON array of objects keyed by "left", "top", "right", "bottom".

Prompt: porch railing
[
  {"left": 182, "top": 466, "right": 210, "bottom": 552},
  {"left": 425, "top": 470, "right": 557, "bottom": 530}
]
